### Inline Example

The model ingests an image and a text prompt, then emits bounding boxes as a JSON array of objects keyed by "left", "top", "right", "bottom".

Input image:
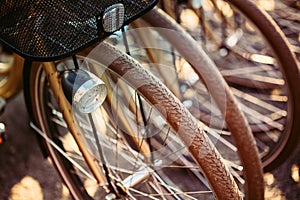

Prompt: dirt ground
[{"left": 0, "top": 0, "right": 300, "bottom": 199}]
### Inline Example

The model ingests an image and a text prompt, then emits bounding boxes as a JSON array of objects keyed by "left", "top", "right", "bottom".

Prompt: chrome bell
[{"left": 61, "top": 69, "right": 107, "bottom": 113}]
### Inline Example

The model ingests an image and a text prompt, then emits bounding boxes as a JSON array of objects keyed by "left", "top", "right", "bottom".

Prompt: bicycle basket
[{"left": 0, "top": 0, "right": 157, "bottom": 61}]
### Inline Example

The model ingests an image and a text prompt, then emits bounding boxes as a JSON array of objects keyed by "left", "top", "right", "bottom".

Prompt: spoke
[
  {"left": 65, "top": 151, "right": 85, "bottom": 161},
  {"left": 83, "top": 127, "right": 145, "bottom": 166},
  {"left": 121, "top": 166, "right": 152, "bottom": 189},
  {"left": 244, "top": 92, "right": 287, "bottom": 103},
  {"left": 51, "top": 117, "right": 67, "bottom": 128},
  {"left": 226, "top": 164, "right": 245, "bottom": 185},
  {"left": 81, "top": 126, "right": 148, "bottom": 174},
  {"left": 224, "top": 28, "right": 243, "bottom": 48},
  {"left": 47, "top": 104, "right": 67, "bottom": 128},
  {"left": 148, "top": 181, "right": 172, "bottom": 200},
  {"left": 229, "top": 46, "right": 277, "bottom": 65},
  {"left": 30, "top": 122, "right": 97, "bottom": 182},
  {"left": 236, "top": 74, "right": 284, "bottom": 87},
  {"left": 128, "top": 188, "right": 161, "bottom": 200},
  {"left": 159, "top": 165, "right": 199, "bottom": 169},
  {"left": 201, "top": 122, "right": 238, "bottom": 152},
  {"left": 252, "top": 139, "right": 270, "bottom": 157},
  {"left": 239, "top": 103, "right": 284, "bottom": 131},
  {"left": 152, "top": 173, "right": 184, "bottom": 200},
  {"left": 153, "top": 172, "right": 212, "bottom": 199},
  {"left": 132, "top": 182, "right": 212, "bottom": 200},
  {"left": 88, "top": 113, "right": 117, "bottom": 194},
  {"left": 232, "top": 87, "right": 287, "bottom": 118},
  {"left": 221, "top": 65, "right": 277, "bottom": 77},
  {"left": 151, "top": 137, "right": 211, "bottom": 190},
  {"left": 223, "top": 159, "right": 243, "bottom": 171}
]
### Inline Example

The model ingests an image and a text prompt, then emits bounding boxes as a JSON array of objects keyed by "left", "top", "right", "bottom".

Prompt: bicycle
[
  {"left": 141, "top": 0, "right": 300, "bottom": 172},
  {"left": 0, "top": 0, "right": 264, "bottom": 199}
]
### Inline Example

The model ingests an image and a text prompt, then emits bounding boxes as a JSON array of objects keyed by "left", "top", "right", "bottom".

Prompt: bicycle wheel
[
  {"left": 106, "top": 8, "right": 264, "bottom": 199},
  {"left": 24, "top": 42, "right": 242, "bottom": 199},
  {"left": 159, "top": 0, "right": 300, "bottom": 171}
]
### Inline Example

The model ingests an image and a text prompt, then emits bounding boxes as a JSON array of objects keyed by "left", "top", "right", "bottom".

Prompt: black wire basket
[{"left": 0, "top": 0, "right": 157, "bottom": 61}]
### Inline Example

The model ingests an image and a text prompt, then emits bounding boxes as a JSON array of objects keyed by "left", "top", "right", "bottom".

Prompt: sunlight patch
[
  {"left": 291, "top": 164, "right": 299, "bottom": 183},
  {"left": 10, "top": 176, "right": 43, "bottom": 200}
]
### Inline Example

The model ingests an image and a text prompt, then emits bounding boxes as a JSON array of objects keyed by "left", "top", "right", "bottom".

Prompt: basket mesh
[{"left": 0, "top": 0, "right": 157, "bottom": 60}]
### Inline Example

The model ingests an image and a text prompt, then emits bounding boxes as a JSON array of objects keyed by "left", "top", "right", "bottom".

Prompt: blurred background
[{"left": 0, "top": 0, "right": 299, "bottom": 199}]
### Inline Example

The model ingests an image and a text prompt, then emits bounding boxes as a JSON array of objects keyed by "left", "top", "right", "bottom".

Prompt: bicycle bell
[{"left": 61, "top": 69, "right": 107, "bottom": 113}]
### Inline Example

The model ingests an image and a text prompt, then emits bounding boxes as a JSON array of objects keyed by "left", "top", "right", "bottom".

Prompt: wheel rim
[{"left": 167, "top": 0, "right": 294, "bottom": 170}]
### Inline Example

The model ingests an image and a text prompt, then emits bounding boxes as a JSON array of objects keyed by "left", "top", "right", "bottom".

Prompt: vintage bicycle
[{"left": 0, "top": 0, "right": 265, "bottom": 199}]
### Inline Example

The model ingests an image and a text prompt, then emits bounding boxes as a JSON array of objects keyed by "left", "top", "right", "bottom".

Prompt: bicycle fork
[{"left": 39, "top": 61, "right": 156, "bottom": 199}]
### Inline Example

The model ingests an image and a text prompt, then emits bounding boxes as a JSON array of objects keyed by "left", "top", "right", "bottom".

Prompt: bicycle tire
[
  {"left": 24, "top": 42, "right": 242, "bottom": 199},
  {"left": 159, "top": 0, "right": 300, "bottom": 172},
  {"left": 225, "top": 0, "right": 300, "bottom": 172}
]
